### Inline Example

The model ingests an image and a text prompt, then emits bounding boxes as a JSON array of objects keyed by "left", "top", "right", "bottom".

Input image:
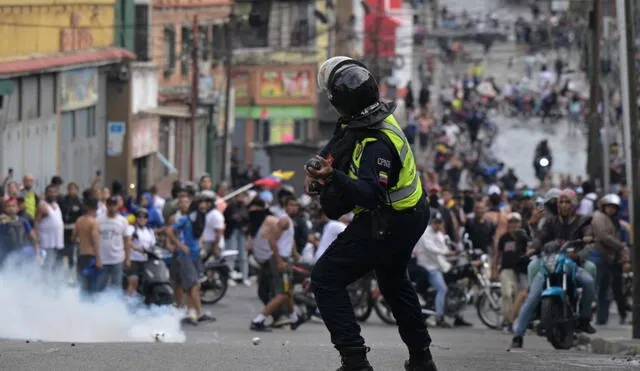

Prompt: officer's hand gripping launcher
[{"left": 305, "top": 158, "right": 324, "bottom": 194}]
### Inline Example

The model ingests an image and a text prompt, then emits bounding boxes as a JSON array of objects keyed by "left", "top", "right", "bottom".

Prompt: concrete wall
[
  {"left": 0, "top": 73, "right": 59, "bottom": 191},
  {"left": 131, "top": 63, "right": 158, "bottom": 114},
  {"left": 59, "top": 71, "right": 108, "bottom": 189}
]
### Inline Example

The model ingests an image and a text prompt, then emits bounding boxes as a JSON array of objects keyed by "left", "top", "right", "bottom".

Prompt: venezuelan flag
[{"left": 253, "top": 170, "right": 296, "bottom": 190}]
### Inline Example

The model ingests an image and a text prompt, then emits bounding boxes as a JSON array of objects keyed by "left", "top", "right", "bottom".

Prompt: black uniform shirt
[{"left": 330, "top": 140, "right": 400, "bottom": 211}]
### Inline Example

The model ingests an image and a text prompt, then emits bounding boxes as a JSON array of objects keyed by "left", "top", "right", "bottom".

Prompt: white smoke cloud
[{"left": 0, "top": 255, "right": 186, "bottom": 343}]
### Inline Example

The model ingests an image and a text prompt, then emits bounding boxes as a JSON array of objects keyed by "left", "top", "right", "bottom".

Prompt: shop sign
[
  {"left": 107, "top": 121, "right": 126, "bottom": 157},
  {"left": 59, "top": 68, "right": 98, "bottom": 111},
  {"left": 131, "top": 118, "right": 159, "bottom": 159},
  {"left": 232, "top": 71, "right": 250, "bottom": 99},
  {"left": 259, "top": 70, "right": 312, "bottom": 99},
  {"left": 235, "top": 106, "right": 315, "bottom": 119}
]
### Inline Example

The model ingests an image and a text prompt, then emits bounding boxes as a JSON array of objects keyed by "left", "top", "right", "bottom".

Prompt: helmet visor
[{"left": 317, "top": 56, "right": 353, "bottom": 92}]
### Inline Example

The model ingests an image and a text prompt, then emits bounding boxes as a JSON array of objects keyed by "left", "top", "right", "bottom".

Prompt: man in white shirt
[
  {"left": 97, "top": 196, "right": 133, "bottom": 292},
  {"left": 413, "top": 212, "right": 456, "bottom": 327},
  {"left": 314, "top": 210, "right": 348, "bottom": 264},
  {"left": 200, "top": 191, "right": 225, "bottom": 258}
]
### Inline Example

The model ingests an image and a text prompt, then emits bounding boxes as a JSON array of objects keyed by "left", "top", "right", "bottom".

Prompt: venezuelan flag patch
[{"left": 378, "top": 171, "right": 388, "bottom": 184}]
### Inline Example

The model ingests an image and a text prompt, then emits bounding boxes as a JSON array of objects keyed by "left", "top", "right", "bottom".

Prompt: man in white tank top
[
  {"left": 36, "top": 184, "right": 65, "bottom": 269},
  {"left": 250, "top": 195, "right": 303, "bottom": 331}
]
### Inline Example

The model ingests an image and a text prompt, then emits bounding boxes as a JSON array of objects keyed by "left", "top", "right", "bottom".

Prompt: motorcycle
[
  {"left": 538, "top": 239, "right": 583, "bottom": 349},
  {"left": 349, "top": 273, "right": 374, "bottom": 322},
  {"left": 535, "top": 156, "right": 551, "bottom": 182},
  {"left": 291, "top": 263, "right": 319, "bottom": 320},
  {"left": 200, "top": 249, "right": 238, "bottom": 304},
  {"left": 124, "top": 247, "right": 175, "bottom": 306},
  {"left": 373, "top": 234, "right": 502, "bottom": 329}
]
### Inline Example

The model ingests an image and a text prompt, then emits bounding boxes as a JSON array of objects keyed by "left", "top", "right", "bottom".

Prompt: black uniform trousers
[{"left": 311, "top": 198, "right": 430, "bottom": 351}]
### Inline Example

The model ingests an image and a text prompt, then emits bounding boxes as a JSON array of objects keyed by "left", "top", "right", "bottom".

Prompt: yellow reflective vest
[{"left": 346, "top": 114, "right": 422, "bottom": 213}]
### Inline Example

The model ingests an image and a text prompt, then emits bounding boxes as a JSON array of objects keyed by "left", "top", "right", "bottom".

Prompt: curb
[{"left": 576, "top": 333, "right": 640, "bottom": 355}]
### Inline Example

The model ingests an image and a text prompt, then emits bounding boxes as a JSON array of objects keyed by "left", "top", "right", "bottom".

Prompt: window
[
  {"left": 271, "top": 1, "right": 315, "bottom": 48},
  {"left": 181, "top": 25, "right": 191, "bottom": 76},
  {"left": 135, "top": 4, "right": 150, "bottom": 61},
  {"left": 86, "top": 106, "right": 96, "bottom": 137},
  {"left": 234, "top": 0, "right": 270, "bottom": 48},
  {"left": 254, "top": 118, "right": 306, "bottom": 144},
  {"left": 199, "top": 25, "right": 210, "bottom": 61},
  {"left": 211, "top": 24, "right": 227, "bottom": 60},
  {"left": 163, "top": 26, "right": 176, "bottom": 77}
]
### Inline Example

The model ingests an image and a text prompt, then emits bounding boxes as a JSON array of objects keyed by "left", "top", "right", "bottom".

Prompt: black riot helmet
[{"left": 318, "top": 56, "right": 380, "bottom": 118}]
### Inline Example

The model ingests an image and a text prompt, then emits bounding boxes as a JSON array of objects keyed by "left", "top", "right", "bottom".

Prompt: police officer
[{"left": 305, "top": 57, "right": 436, "bottom": 371}]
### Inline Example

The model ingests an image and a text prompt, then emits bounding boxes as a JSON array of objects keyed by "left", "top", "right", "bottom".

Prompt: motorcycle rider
[
  {"left": 533, "top": 139, "right": 552, "bottom": 181},
  {"left": 511, "top": 189, "right": 596, "bottom": 348},
  {"left": 306, "top": 56, "right": 435, "bottom": 371},
  {"left": 412, "top": 211, "right": 457, "bottom": 328},
  {"left": 591, "top": 194, "right": 630, "bottom": 325}
]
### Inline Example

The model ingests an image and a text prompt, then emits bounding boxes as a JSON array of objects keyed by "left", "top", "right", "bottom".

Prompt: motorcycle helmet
[
  {"left": 543, "top": 187, "right": 561, "bottom": 204},
  {"left": 318, "top": 56, "right": 380, "bottom": 118},
  {"left": 601, "top": 193, "right": 621, "bottom": 207}
]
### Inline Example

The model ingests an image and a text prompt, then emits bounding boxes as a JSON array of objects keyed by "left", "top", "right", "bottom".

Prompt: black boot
[
  {"left": 336, "top": 346, "right": 373, "bottom": 371},
  {"left": 577, "top": 319, "right": 596, "bottom": 334},
  {"left": 405, "top": 347, "right": 438, "bottom": 371}
]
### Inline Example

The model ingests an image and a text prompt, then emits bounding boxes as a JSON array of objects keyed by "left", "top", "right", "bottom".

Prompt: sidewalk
[{"left": 576, "top": 321, "right": 640, "bottom": 356}]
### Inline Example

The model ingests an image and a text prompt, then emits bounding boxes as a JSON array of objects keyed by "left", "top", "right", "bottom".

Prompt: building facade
[
  {"left": 149, "top": 0, "right": 231, "bottom": 186},
  {"left": 231, "top": 0, "right": 324, "bottom": 173},
  {"left": 0, "top": 0, "right": 134, "bottom": 191}
]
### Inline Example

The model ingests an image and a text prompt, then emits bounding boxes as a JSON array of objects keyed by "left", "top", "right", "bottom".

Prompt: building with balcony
[
  {"left": 0, "top": 0, "right": 135, "bottom": 191},
  {"left": 147, "top": 0, "right": 232, "bottom": 186},
  {"left": 230, "top": 0, "right": 325, "bottom": 180}
]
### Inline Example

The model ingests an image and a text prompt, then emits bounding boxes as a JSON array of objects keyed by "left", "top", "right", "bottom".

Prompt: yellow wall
[{"left": 0, "top": 1, "right": 115, "bottom": 59}]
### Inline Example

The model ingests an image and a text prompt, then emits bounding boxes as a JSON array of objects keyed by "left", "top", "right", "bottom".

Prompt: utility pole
[
  {"left": 587, "top": 0, "right": 603, "bottom": 186},
  {"left": 190, "top": 15, "right": 199, "bottom": 181},
  {"left": 220, "top": 13, "right": 234, "bottom": 182},
  {"left": 616, "top": 0, "right": 640, "bottom": 340},
  {"left": 371, "top": 0, "right": 384, "bottom": 82}
]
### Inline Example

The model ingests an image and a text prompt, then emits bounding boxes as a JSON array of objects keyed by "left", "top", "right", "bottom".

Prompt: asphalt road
[{"left": 0, "top": 285, "right": 637, "bottom": 371}]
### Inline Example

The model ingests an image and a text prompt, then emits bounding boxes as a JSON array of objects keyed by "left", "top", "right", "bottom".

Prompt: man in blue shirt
[{"left": 166, "top": 195, "right": 214, "bottom": 325}]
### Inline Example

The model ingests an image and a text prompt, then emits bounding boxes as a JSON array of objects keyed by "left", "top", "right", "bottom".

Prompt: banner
[
  {"left": 59, "top": 68, "right": 98, "bottom": 111},
  {"left": 259, "top": 70, "right": 312, "bottom": 98},
  {"left": 232, "top": 71, "right": 250, "bottom": 99},
  {"left": 107, "top": 121, "right": 126, "bottom": 157}
]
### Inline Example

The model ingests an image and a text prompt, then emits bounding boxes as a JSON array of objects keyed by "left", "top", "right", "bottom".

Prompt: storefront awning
[
  {"left": 0, "top": 47, "right": 135, "bottom": 77},
  {"left": 140, "top": 105, "right": 208, "bottom": 119}
]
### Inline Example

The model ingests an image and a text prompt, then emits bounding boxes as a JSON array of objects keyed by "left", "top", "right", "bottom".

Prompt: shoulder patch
[
  {"left": 378, "top": 171, "right": 389, "bottom": 184},
  {"left": 377, "top": 157, "right": 391, "bottom": 168}
]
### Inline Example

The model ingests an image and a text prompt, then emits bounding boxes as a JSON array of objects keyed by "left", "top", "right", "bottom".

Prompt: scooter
[
  {"left": 124, "top": 247, "right": 175, "bottom": 306},
  {"left": 200, "top": 249, "right": 238, "bottom": 304}
]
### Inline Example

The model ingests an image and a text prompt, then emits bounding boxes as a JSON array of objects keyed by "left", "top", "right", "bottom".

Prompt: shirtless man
[{"left": 73, "top": 198, "right": 101, "bottom": 292}]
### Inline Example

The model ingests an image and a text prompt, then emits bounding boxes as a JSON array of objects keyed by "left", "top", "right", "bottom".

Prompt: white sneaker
[
  {"left": 242, "top": 279, "right": 252, "bottom": 287},
  {"left": 230, "top": 270, "right": 243, "bottom": 280},
  {"left": 228, "top": 278, "right": 237, "bottom": 287}
]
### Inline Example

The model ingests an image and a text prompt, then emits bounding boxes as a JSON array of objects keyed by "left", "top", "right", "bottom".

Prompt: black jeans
[
  {"left": 311, "top": 200, "right": 431, "bottom": 352},
  {"left": 595, "top": 258, "right": 627, "bottom": 324}
]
